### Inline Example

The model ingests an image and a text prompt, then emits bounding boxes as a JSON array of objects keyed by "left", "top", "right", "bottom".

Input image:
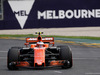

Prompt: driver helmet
[{"left": 37, "top": 41, "right": 44, "bottom": 47}]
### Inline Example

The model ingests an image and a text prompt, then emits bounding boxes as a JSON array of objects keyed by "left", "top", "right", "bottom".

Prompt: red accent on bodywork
[
  {"left": 50, "top": 60, "right": 64, "bottom": 66},
  {"left": 16, "top": 61, "right": 30, "bottom": 67},
  {"left": 31, "top": 44, "right": 36, "bottom": 48},
  {"left": 24, "top": 43, "right": 29, "bottom": 47},
  {"left": 34, "top": 48, "right": 46, "bottom": 67},
  {"left": 43, "top": 44, "right": 49, "bottom": 48}
]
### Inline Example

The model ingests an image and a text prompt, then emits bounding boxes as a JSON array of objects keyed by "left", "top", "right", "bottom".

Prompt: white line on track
[
  {"left": 54, "top": 71, "right": 62, "bottom": 74},
  {"left": 0, "top": 57, "right": 7, "bottom": 59},
  {"left": 73, "top": 58, "right": 98, "bottom": 60},
  {"left": 0, "top": 51, "right": 8, "bottom": 53},
  {"left": 85, "top": 73, "right": 100, "bottom": 75}
]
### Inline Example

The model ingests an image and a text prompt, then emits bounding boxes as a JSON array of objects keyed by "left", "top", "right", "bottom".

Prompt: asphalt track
[{"left": 0, "top": 39, "right": 100, "bottom": 75}]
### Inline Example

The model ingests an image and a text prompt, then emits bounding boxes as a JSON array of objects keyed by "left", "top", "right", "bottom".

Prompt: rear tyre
[
  {"left": 59, "top": 45, "right": 73, "bottom": 69},
  {"left": 7, "top": 47, "right": 21, "bottom": 70}
]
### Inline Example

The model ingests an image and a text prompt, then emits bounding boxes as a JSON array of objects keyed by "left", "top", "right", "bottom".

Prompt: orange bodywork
[
  {"left": 31, "top": 44, "right": 36, "bottom": 48},
  {"left": 16, "top": 60, "right": 64, "bottom": 67},
  {"left": 10, "top": 33, "right": 66, "bottom": 68},
  {"left": 19, "top": 33, "right": 63, "bottom": 67},
  {"left": 30, "top": 44, "right": 49, "bottom": 48},
  {"left": 26, "top": 37, "right": 54, "bottom": 46},
  {"left": 50, "top": 60, "right": 64, "bottom": 66},
  {"left": 29, "top": 43, "right": 49, "bottom": 67},
  {"left": 34, "top": 47, "right": 46, "bottom": 67},
  {"left": 16, "top": 61, "right": 30, "bottom": 67}
]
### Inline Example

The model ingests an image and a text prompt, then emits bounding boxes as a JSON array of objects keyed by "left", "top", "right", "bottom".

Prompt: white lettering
[
  {"left": 81, "top": 10, "right": 88, "bottom": 18},
  {"left": 38, "top": 11, "right": 46, "bottom": 19},
  {"left": 53, "top": 10, "right": 59, "bottom": 19},
  {"left": 74, "top": 10, "right": 81, "bottom": 19},
  {"left": 47, "top": 10, "right": 52, "bottom": 19},
  {"left": 37, "top": 9, "right": 100, "bottom": 19},
  {"left": 88, "top": 10, "right": 95, "bottom": 18},
  {"left": 59, "top": 10, "right": 65, "bottom": 19},
  {"left": 95, "top": 9, "right": 100, "bottom": 18},
  {"left": 66, "top": 10, "right": 73, "bottom": 19}
]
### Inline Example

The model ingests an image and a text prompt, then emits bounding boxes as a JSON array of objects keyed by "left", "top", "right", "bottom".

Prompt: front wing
[{"left": 10, "top": 60, "right": 66, "bottom": 68}]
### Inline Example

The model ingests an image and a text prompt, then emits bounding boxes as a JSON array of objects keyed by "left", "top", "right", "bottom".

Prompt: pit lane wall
[{"left": 0, "top": 0, "right": 100, "bottom": 29}]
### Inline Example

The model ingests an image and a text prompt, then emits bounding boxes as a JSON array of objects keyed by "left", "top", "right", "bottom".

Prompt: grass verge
[{"left": 0, "top": 34, "right": 100, "bottom": 40}]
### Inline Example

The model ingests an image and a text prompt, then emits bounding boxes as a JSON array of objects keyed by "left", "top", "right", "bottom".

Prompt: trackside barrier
[{"left": 0, "top": 0, "right": 100, "bottom": 29}]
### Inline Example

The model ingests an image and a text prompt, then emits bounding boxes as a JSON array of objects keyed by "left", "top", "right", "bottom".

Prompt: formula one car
[{"left": 7, "top": 32, "right": 73, "bottom": 70}]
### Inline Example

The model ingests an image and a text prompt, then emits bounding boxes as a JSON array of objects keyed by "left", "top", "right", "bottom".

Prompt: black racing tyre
[
  {"left": 7, "top": 47, "right": 21, "bottom": 70},
  {"left": 58, "top": 45, "right": 73, "bottom": 69}
]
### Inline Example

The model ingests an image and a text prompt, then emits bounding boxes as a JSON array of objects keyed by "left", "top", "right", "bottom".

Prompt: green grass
[
  {"left": 0, "top": 34, "right": 35, "bottom": 37},
  {"left": 0, "top": 34, "right": 100, "bottom": 40}
]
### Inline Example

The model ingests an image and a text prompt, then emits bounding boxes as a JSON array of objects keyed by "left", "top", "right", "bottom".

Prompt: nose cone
[
  {"left": 37, "top": 60, "right": 42, "bottom": 65},
  {"left": 34, "top": 47, "right": 46, "bottom": 67}
]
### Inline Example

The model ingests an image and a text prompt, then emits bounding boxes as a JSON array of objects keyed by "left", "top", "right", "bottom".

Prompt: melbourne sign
[
  {"left": 8, "top": 0, "right": 35, "bottom": 29},
  {"left": 0, "top": 0, "right": 100, "bottom": 29},
  {"left": 38, "top": 9, "right": 100, "bottom": 19}
]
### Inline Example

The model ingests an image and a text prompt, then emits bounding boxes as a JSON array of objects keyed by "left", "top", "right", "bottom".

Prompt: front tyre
[
  {"left": 7, "top": 47, "right": 21, "bottom": 70},
  {"left": 59, "top": 45, "right": 73, "bottom": 69}
]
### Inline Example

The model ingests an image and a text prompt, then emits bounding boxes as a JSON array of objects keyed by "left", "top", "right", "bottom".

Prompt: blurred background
[{"left": 0, "top": 0, "right": 100, "bottom": 29}]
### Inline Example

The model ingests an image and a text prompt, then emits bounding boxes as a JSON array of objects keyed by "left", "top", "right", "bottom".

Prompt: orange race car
[{"left": 7, "top": 32, "right": 73, "bottom": 70}]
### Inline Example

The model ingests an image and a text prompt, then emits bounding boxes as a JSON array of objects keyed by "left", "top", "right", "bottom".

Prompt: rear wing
[{"left": 26, "top": 37, "right": 54, "bottom": 43}]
